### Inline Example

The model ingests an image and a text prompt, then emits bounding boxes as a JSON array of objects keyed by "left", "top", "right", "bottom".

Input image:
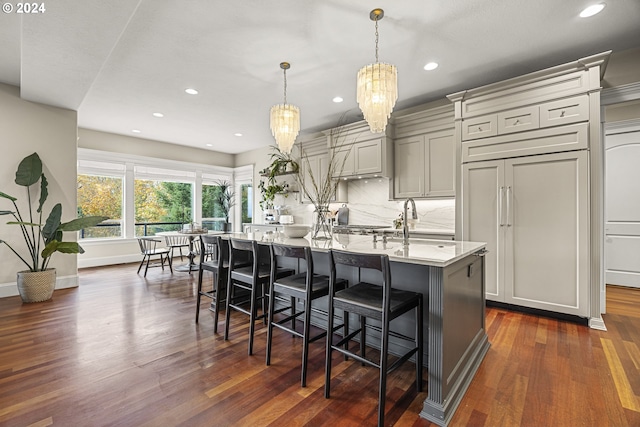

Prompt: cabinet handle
[
  {"left": 506, "top": 186, "right": 512, "bottom": 226},
  {"left": 560, "top": 110, "right": 566, "bottom": 117},
  {"left": 478, "top": 126, "right": 482, "bottom": 132},
  {"left": 498, "top": 186, "right": 505, "bottom": 226},
  {"left": 514, "top": 119, "right": 520, "bottom": 125}
]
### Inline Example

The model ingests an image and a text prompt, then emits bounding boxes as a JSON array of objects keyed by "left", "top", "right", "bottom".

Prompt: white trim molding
[{"left": 0, "top": 274, "right": 78, "bottom": 298}]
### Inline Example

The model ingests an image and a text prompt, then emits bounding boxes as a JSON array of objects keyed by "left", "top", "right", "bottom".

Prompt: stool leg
[
  {"left": 416, "top": 296, "right": 423, "bottom": 392},
  {"left": 301, "top": 295, "right": 312, "bottom": 387},
  {"left": 324, "top": 293, "right": 336, "bottom": 399},
  {"left": 378, "top": 315, "right": 390, "bottom": 427},
  {"left": 266, "top": 282, "right": 276, "bottom": 366},
  {"left": 248, "top": 282, "right": 258, "bottom": 355},
  {"left": 212, "top": 271, "right": 222, "bottom": 334},
  {"left": 196, "top": 268, "right": 204, "bottom": 323},
  {"left": 360, "top": 315, "right": 367, "bottom": 364},
  {"left": 224, "top": 279, "right": 234, "bottom": 341}
]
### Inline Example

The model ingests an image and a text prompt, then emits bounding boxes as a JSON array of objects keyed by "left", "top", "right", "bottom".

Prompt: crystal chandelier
[
  {"left": 270, "top": 62, "right": 300, "bottom": 154},
  {"left": 356, "top": 8, "right": 398, "bottom": 133}
]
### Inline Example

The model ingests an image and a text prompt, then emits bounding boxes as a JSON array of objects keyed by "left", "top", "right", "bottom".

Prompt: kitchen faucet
[{"left": 403, "top": 198, "right": 418, "bottom": 247}]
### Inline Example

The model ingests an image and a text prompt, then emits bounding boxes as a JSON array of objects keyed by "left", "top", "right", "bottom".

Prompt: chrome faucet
[{"left": 403, "top": 198, "right": 418, "bottom": 247}]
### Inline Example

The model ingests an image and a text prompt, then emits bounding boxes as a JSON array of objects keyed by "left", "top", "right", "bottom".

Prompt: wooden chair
[
  {"left": 324, "top": 249, "right": 423, "bottom": 427},
  {"left": 196, "top": 235, "right": 228, "bottom": 332},
  {"left": 224, "top": 238, "right": 294, "bottom": 355},
  {"left": 136, "top": 237, "right": 172, "bottom": 277},
  {"left": 164, "top": 234, "right": 190, "bottom": 264},
  {"left": 266, "top": 243, "right": 348, "bottom": 387}
]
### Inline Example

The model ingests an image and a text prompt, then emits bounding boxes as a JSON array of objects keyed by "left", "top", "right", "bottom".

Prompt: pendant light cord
[
  {"left": 374, "top": 17, "right": 379, "bottom": 63},
  {"left": 283, "top": 68, "right": 287, "bottom": 104}
]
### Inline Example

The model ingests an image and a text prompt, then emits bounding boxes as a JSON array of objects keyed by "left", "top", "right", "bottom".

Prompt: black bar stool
[
  {"left": 196, "top": 234, "right": 228, "bottom": 332},
  {"left": 266, "top": 243, "right": 348, "bottom": 387},
  {"left": 224, "top": 238, "right": 294, "bottom": 355},
  {"left": 325, "top": 249, "right": 423, "bottom": 427}
]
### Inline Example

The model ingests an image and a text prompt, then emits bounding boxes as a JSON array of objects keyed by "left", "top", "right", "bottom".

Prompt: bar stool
[
  {"left": 224, "top": 238, "right": 294, "bottom": 355},
  {"left": 196, "top": 234, "right": 228, "bottom": 332},
  {"left": 266, "top": 243, "right": 348, "bottom": 387},
  {"left": 324, "top": 249, "right": 423, "bottom": 427}
]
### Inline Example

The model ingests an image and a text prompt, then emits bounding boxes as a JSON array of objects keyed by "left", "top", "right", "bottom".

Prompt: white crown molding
[{"left": 601, "top": 81, "right": 640, "bottom": 106}]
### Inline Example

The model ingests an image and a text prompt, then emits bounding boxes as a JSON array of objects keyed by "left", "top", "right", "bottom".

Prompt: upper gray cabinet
[
  {"left": 329, "top": 122, "right": 393, "bottom": 179},
  {"left": 392, "top": 102, "right": 455, "bottom": 199}
]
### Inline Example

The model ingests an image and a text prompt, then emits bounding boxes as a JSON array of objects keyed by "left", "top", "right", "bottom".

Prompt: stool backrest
[
  {"left": 329, "top": 249, "right": 392, "bottom": 306},
  {"left": 199, "top": 234, "right": 227, "bottom": 266},
  {"left": 229, "top": 238, "right": 260, "bottom": 272},
  {"left": 270, "top": 243, "right": 313, "bottom": 284}
]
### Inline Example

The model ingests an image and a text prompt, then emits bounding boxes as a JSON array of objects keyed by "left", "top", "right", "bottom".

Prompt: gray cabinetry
[
  {"left": 392, "top": 102, "right": 456, "bottom": 199},
  {"left": 463, "top": 151, "right": 589, "bottom": 316},
  {"left": 394, "top": 129, "right": 455, "bottom": 198},
  {"left": 329, "top": 121, "right": 392, "bottom": 179},
  {"left": 450, "top": 52, "right": 610, "bottom": 321}
]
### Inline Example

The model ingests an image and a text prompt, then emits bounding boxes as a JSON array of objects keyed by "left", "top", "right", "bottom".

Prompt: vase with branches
[{"left": 294, "top": 112, "right": 356, "bottom": 239}]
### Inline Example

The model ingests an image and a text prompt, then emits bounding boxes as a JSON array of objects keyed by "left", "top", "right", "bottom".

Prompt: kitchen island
[{"left": 218, "top": 231, "right": 488, "bottom": 427}]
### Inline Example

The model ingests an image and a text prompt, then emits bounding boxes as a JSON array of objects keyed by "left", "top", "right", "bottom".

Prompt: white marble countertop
[{"left": 217, "top": 231, "right": 485, "bottom": 268}]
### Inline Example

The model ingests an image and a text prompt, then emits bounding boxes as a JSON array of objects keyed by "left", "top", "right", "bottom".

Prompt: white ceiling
[{"left": 1, "top": 0, "right": 639, "bottom": 154}]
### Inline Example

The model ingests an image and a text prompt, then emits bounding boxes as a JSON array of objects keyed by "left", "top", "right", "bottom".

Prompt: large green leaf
[
  {"left": 0, "top": 191, "right": 17, "bottom": 202},
  {"left": 15, "top": 153, "right": 42, "bottom": 187},
  {"left": 37, "top": 174, "right": 48, "bottom": 213},
  {"left": 42, "top": 203, "right": 62, "bottom": 241},
  {"left": 41, "top": 241, "right": 84, "bottom": 259},
  {"left": 59, "top": 216, "right": 107, "bottom": 232},
  {"left": 7, "top": 221, "right": 41, "bottom": 226}
]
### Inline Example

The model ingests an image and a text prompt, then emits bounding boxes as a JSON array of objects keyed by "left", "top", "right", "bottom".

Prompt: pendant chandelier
[
  {"left": 270, "top": 62, "right": 300, "bottom": 155},
  {"left": 356, "top": 8, "right": 398, "bottom": 134}
]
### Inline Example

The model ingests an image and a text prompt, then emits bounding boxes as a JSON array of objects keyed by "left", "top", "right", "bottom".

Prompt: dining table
[{"left": 157, "top": 230, "right": 223, "bottom": 272}]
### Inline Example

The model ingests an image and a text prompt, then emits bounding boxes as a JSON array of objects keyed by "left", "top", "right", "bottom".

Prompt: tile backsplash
[{"left": 281, "top": 179, "right": 455, "bottom": 232}]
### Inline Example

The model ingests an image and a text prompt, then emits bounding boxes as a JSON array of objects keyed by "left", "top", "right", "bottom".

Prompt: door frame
[{"left": 600, "top": 82, "right": 640, "bottom": 316}]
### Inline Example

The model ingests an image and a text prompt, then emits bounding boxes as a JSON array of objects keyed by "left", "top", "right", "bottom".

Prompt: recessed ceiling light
[
  {"left": 132, "top": 129, "right": 141, "bottom": 133},
  {"left": 206, "top": 144, "right": 213, "bottom": 147},
  {"left": 333, "top": 96, "right": 344, "bottom": 103},
  {"left": 185, "top": 88, "right": 199, "bottom": 95},
  {"left": 152, "top": 112, "right": 164, "bottom": 118},
  {"left": 579, "top": 4, "right": 605, "bottom": 17},
  {"left": 424, "top": 62, "right": 439, "bottom": 71},
  {"left": 234, "top": 133, "right": 243, "bottom": 137}
]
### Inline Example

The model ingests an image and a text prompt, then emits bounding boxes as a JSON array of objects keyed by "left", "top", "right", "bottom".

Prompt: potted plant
[
  {"left": 0, "top": 153, "right": 107, "bottom": 302},
  {"left": 214, "top": 179, "right": 235, "bottom": 232}
]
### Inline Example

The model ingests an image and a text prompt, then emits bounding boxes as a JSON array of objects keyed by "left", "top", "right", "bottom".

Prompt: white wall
[
  {"left": 78, "top": 128, "right": 235, "bottom": 167},
  {"left": 0, "top": 83, "right": 78, "bottom": 296}
]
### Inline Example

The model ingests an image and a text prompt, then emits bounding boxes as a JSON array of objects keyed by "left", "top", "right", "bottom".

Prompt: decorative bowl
[{"left": 283, "top": 224, "right": 310, "bottom": 238}]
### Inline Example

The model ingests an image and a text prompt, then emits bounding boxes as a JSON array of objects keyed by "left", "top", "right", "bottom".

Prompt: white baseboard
[
  {"left": 78, "top": 254, "right": 140, "bottom": 268},
  {"left": 0, "top": 274, "right": 78, "bottom": 299},
  {"left": 589, "top": 316, "right": 607, "bottom": 331}
]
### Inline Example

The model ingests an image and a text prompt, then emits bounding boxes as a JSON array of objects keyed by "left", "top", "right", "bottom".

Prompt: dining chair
[
  {"left": 325, "top": 249, "right": 423, "bottom": 427},
  {"left": 136, "top": 237, "right": 173, "bottom": 277},
  {"left": 164, "top": 234, "right": 190, "bottom": 265}
]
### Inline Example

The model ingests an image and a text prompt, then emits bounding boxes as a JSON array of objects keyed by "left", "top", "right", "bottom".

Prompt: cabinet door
[
  {"left": 426, "top": 131, "right": 455, "bottom": 197},
  {"left": 355, "top": 140, "right": 383, "bottom": 175},
  {"left": 301, "top": 153, "right": 334, "bottom": 203},
  {"left": 463, "top": 160, "right": 505, "bottom": 302},
  {"left": 504, "top": 151, "right": 589, "bottom": 316},
  {"left": 332, "top": 146, "right": 355, "bottom": 178},
  {"left": 394, "top": 135, "right": 425, "bottom": 198}
]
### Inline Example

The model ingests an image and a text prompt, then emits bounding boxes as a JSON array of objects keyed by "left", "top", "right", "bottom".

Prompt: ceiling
[{"left": 1, "top": 1, "right": 639, "bottom": 154}]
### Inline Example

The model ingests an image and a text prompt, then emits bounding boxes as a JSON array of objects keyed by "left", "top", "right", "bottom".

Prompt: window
[
  {"left": 77, "top": 160, "right": 124, "bottom": 239},
  {"left": 77, "top": 149, "right": 249, "bottom": 239},
  {"left": 134, "top": 166, "right": 195, "bottom": 236},
  {"left": 241, "top": 183, "right": 253, "bottom": 224}
]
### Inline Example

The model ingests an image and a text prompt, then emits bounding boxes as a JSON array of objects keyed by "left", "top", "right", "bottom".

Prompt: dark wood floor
[{"left": 0, "top": 264, "right": 639, "bottom": 427}]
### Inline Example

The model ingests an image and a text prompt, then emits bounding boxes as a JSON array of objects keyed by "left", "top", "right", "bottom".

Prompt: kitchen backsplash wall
[{"left": 281, "top": 179, "right": 455, "bottom": 232}]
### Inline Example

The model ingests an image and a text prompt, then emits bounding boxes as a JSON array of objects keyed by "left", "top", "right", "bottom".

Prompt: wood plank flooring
[{"left": 0, "top": 265, "right": 639, "bottom": 426}]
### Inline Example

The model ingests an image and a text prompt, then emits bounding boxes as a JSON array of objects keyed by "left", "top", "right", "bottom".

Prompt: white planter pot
[{"left": 17, "top": 269, "right": 56, "bottom": 303}]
